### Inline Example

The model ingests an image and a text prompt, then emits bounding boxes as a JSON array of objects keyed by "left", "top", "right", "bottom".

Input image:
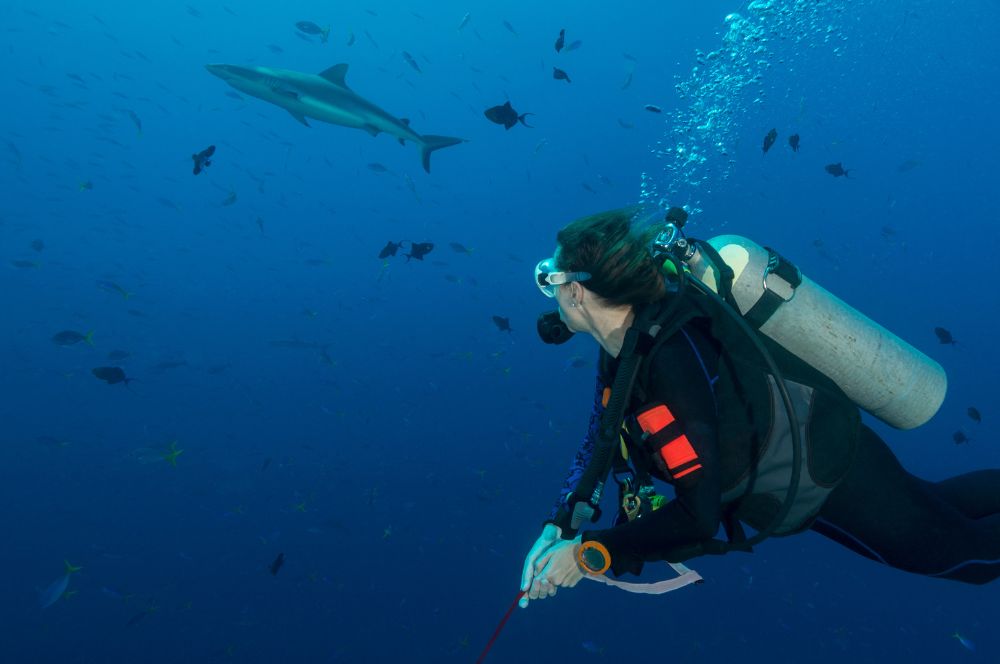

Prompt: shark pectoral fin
[
  {"left": 318, "top": 63, "right": 350, "bottom": 89},
  {"left": 363, "top": 124, "right": 380, "bottom": 137},
  {"left": 288, "top": 110, "right": 310, "bottom": 127}
]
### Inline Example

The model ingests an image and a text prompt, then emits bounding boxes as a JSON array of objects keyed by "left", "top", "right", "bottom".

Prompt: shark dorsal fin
[{"left": 319, "top": 64, "right": 350, "bottom": 88}]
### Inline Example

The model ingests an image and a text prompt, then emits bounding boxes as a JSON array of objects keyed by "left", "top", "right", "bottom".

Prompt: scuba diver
[{"left": 519, "top": 207, "right": 1000, "bottom": 608}]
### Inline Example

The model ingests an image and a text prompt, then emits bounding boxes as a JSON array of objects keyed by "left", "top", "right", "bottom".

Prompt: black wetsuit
[{"left": 551, "top": 318, "right": 1000, "bottom": 585}]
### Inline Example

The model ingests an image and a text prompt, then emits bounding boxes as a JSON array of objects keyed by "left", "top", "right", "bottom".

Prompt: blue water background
[{"left": 2, "top": 0, "right": 999, "bottom": 661}]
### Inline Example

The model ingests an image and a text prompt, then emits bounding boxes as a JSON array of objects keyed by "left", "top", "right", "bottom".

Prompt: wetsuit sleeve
[
  {"left": 582, "top": 332, "right": 722, "bottom": 576},
  {"left": 547, "top": 372, "right": 608, "bottom": 523}
]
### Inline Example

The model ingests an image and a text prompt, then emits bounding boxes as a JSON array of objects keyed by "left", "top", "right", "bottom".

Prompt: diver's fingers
[
  {"left": 548, "top": 568, "right": 572, "bottom": 588},
  {"left": 532, "top": 549, "right": 559, "bottom": 575},
  {"left": 520, "top": 556, "right": 535, "bottom": 592},
  {"left": 521, "top": 540, "right": 558, "bottom": 590},
  {"left": 527, "top": 576, "right": 556, "bottom": 601},
  {"left": 520, "top": 547, "right": 544, "bottom": 590},
  {"left": 564, "top": 573, "right": 582, "bottom": 588}
]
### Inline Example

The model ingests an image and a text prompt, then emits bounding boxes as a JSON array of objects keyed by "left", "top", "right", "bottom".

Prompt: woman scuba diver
[{"left": 519, "top": 207, "right": 1000, "bottom": 608}]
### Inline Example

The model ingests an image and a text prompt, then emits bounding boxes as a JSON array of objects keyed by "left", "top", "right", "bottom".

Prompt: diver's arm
[
  {"left": 581, "top": 434, "right": 722, "bottom": 576},
  {"left": 582, "top": 328, "right": 723, "bottom": 575},
  {"left": 546, "top": 371, "right": 608, "bottom": 524}
]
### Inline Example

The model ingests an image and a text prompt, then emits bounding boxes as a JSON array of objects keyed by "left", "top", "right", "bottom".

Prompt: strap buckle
[{"left": 761, "top": 248, "right": 801, "bottom": 303}]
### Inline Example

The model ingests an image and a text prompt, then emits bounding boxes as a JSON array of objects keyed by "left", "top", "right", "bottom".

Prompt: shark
[{"left": 205, "top": 63, "right": 465, "bottom": 173}]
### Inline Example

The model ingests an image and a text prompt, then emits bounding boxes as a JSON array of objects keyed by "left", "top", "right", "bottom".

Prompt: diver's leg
[
  {"left": 812, "top": 425, "right": 1000, "bottom": 584},
  {"left": 920, "top": 471, "right": 1000, "bottom": 520}
]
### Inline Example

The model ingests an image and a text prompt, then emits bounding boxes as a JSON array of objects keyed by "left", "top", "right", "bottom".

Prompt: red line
[{"left": 475, "top": 590, "right": 525, "bottom": 663}]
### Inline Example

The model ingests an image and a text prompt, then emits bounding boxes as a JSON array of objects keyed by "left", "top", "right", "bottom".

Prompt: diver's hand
[
  {"left": 533, "top": 535, "right": 585, "bottom": 591},
  {"left": 519, "top": 523, "right": 562, "bottom": 608}
]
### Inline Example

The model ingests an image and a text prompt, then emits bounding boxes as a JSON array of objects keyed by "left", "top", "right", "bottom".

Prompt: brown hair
[{"left": 555, "top": 207, "right": 666, "bottom": 306}]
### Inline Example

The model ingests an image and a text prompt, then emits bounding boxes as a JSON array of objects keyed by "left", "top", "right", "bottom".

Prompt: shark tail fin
[{"left": 419, "top": 135, "right": 466, "bottom": 173}]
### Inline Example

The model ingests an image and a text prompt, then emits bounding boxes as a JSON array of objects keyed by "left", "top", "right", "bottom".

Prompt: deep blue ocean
[{"left": 3, "top": 0, "right": 999, "bottom": 662}]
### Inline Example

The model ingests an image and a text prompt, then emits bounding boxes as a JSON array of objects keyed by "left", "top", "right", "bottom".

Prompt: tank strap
[{"left": 744, "top": 247, "right": 802, "bottom": 330}]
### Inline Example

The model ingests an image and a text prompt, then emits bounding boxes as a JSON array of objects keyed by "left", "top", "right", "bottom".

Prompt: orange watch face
[{"left": 578, "top": 541, "right": 611, "bottom": 575}]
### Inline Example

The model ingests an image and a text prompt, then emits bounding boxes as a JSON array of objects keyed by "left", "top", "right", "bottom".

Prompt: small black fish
[
  {"left": 788, "top": 133, "right": 800, "bottom": 152},
  {"left": 403, "top": 242, "right": 434, "bottom": 261},
  {"left": 492, "top": 315, "right": 512, "bottom": 333},
  {"left": 953, "top": 431, "right": 970, "bottom": 445},
  {"left": 824, "top": 162, "right": 850, "bottom": 178},
  {"left": 934, "top": 327, "right": 957, "bottom": 346},
  {"left": 192, "top": 145, "right": 215, "bottom": 175},
  {"left": 564, "top": 40, "right": 582, "bottom": 52},
  {"left": 967, "top": 407, "right": 982, "bottom": 424},
  {"left": 295, "top": 21, "right": 330, "bottom": 43},
  {"left": 402, "top": 51, "right": 422, "bottom": 74},
  {"left": 449, "top": 242, "right": 473, "bottom": 254},
  {"left": 260, "top": 457, "right": 272, "bottom": 472},
  {"left": 52, "top": 330, "right": 93, "bottom": 346},
  {"left": 31, "top": 239, "right": 45, "bottom": 252},
  {"left": 554, "top": 28, "right": 565, "bottom": 52},
  {"left": 484, "top": 101, "right": 534, "bottom": 130},
  {"left": 643, "top": 104, "right": 662, "bottom": 113},
  {"left": 553, "top": 67, "right": 571, "bottom": 83},
  {"left": 762, "top": 128, "right": 777, "bottom": 154},
  {"left": 665, "top": 206, "right": 689, "bottom": 226},
  {"left": 92, "top": 366, "right": 131, "bottom": 385},
  {"left": 379, "top": 241, "right": 403, "bottom": 259},
  {"left": 269, "top": 552, "right": 285, "bottom": 576}
]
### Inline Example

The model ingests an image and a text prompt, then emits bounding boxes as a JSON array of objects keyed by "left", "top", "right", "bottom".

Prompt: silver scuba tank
[{"left": 678, "top": 234, "right": 946, "bottom": 430}]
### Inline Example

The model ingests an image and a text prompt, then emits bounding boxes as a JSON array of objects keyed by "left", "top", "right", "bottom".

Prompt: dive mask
[{"left": 534, "top": 257, "right": 591, "bottom": 298}]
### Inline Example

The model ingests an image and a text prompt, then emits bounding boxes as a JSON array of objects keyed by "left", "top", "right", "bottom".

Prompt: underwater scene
[{"left": 2, "top": 0, "right": 999, "bottom": 662}]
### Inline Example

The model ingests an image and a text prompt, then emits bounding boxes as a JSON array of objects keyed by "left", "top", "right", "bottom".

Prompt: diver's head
[
  {"left": 535, "top": 207, "right": 668, "bottom": 346},
  {"left": 552, "top": 206, "right": 667, "bottom": 308}
]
